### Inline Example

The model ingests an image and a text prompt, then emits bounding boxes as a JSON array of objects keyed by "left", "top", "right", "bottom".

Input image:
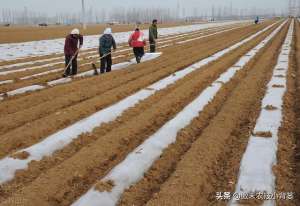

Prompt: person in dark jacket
[
  {"left": 128, "top": 26, "right": 146, "bottom": 63},
  {"left": 63, "top": 28, "right": 83, "bottom": 77},
  {"left": 255, "top": 16, "right": 259, "bottom": 24},
  {"left": 149, "top": 19, "right": 158, "bottom": 53},
  {"left": 99, "top": 28, "right": 116, "bottom": 73}
]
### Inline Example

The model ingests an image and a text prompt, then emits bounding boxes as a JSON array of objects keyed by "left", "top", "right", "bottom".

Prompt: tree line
[{"left": 0, "top": 6, "right": 285, "bottom": 25}]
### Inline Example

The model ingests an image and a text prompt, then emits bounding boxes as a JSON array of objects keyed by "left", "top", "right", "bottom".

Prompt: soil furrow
[{"left": 295, "top": 18, "right": 300, "bottom": 206}]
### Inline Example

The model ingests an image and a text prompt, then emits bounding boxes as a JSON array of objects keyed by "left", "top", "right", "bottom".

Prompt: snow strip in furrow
[
  {"left": 230, "top": 20, "right": 293, "bottom": 206},
  {"left": 0, "top": 20, "right": 249, "bottom": 61},
  {"left": 0, "top": 80, "right": 14, "bottom": 85},
  {"left": 0, "top": 61, "right": 66, "bottom": 76},
  {"left": 71, "top": 21, "right": 285, "bottom": 206},
  {"left": 20, "top": 68, "right": 65, "bottom": 80},
  {"left": 0, "top": 48, "right": 130, "bottom": 75},
  {"left": 0, "top": 21, "right": 278, "bottom": 185},
  {"left": 177, "top": 27, "right": 237, "bottom": 44},
  {"left": 0, "top": 56, "right": 63, "bottom": 71},
  {"left": 156, "top": 26, "right": 229, "bottom": 44}
]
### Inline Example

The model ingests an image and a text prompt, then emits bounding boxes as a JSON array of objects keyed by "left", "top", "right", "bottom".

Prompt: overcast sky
[{"left": 2, "top": 0, "right": 288, "bottom": 15}]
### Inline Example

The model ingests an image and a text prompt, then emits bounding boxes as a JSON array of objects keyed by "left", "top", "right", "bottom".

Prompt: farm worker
[
  {"left": 63, "top": 28, "right": 83, "bottom": 77},
  {"left": 128, "top": 26, "right": 146, "bottom": 63},
  {"left": 99, "top": 28, "right": 117, "bottom": 73},
  {"left": 255, "top": 16, "right": 259, "bottom": 24},
  {"left": 149, "top": 19, "right": 158, "bottom": 53}
]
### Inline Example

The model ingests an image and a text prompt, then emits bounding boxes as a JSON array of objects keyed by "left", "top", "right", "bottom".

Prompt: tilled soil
[
  {"left": 0, "top": 22, "right": 270, "bottom": 203},
  {"left": 0, "top": 22, "right": 273, "bottom": 160},
  {"left": 0, "top": 20, "right": 298, "bottom": 206},
  {"left": 281, "top": 19, "right": 300, "bottom": 206},
  {"left": 135, "top": 22, "right": 289, "bottom": 206}
]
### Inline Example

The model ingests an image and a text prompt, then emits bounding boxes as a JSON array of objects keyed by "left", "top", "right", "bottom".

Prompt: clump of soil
[
  {"left": 253, "top": 131, "right": 273, "bottom": 138},
  {"left": 264, "top": 105, "right": 278, "bottom": 111},
  {"left": 272, "top": 84, "right": 285, "bottom": 88},
  {"left": 215, "top": 81, "right": 225, "bottom": 84},
  {"left": 10, "top": 151, "right": 30, "bottom": 160},
  {"left": 95, "top": 180, "right": 115, "bottom": 192}
]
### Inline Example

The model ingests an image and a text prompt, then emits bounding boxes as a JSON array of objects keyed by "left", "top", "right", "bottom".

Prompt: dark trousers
[
  {"left": 133, "top": 47, "right": 145, "bottom": 63},
  {"left": 100, "top": 53, "right": 112, "bottom": 73},
  {"left": 65, "top": 55, "right": 78, "bottom": 75},
  {"left": 150, "top": 41, "right": 156, "bottom": 53}
]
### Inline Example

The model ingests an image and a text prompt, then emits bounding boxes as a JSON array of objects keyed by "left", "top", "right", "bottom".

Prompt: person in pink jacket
[{"left": 128, "top": 26, "right": 146, "bottom": 63}]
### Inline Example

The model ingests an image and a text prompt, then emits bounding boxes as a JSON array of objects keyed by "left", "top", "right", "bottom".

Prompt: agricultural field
[
  {"left": 0, "top": 22, "right": 196, "bottom": 44},
  {"left": 0, "top": 18, "right": 299, "bottom": 206}
]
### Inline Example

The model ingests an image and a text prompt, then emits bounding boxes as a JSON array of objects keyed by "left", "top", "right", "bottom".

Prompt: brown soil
[
  {"left": 295, "top": 18, "right": 300, "bottom": 206},
  {"left": 264, "top": 105, "right": 278, "bottom": 110},
  {"left": 272, "top": 84, "right": 285, "bottom": 88},
  {"left": 10, "top": 151, "right": 30, "bottom": 160},
  {"left": 95, "top": 180, "right": 115, "bottom": 193},
  {"left": 0, "top": 22, "right": 278, "bottom": 206},
  {"left": 252, "top": 131, "right": 273, "bottom": 138}
]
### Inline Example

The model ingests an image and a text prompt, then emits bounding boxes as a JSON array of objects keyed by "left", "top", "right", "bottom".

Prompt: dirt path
[
  {"left": 131, "top": 21, "right": 289, "bottom": 206},
  {"left": 0, "top": 22, "right": 279, "bottom": 206}
]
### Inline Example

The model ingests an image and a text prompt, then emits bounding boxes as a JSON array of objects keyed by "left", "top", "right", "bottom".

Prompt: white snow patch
[
  {"left": 6, "top": 85, "right": 45, "bottom": 96},
  {"left": 20, "top": 68, "right": 64, "bottom": 80},
  {"left": 177, "top": 27, "right": 236, "bottom": 44},
  {"left": 47, "top": 77, "right": 72, "bottom": 86}
]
